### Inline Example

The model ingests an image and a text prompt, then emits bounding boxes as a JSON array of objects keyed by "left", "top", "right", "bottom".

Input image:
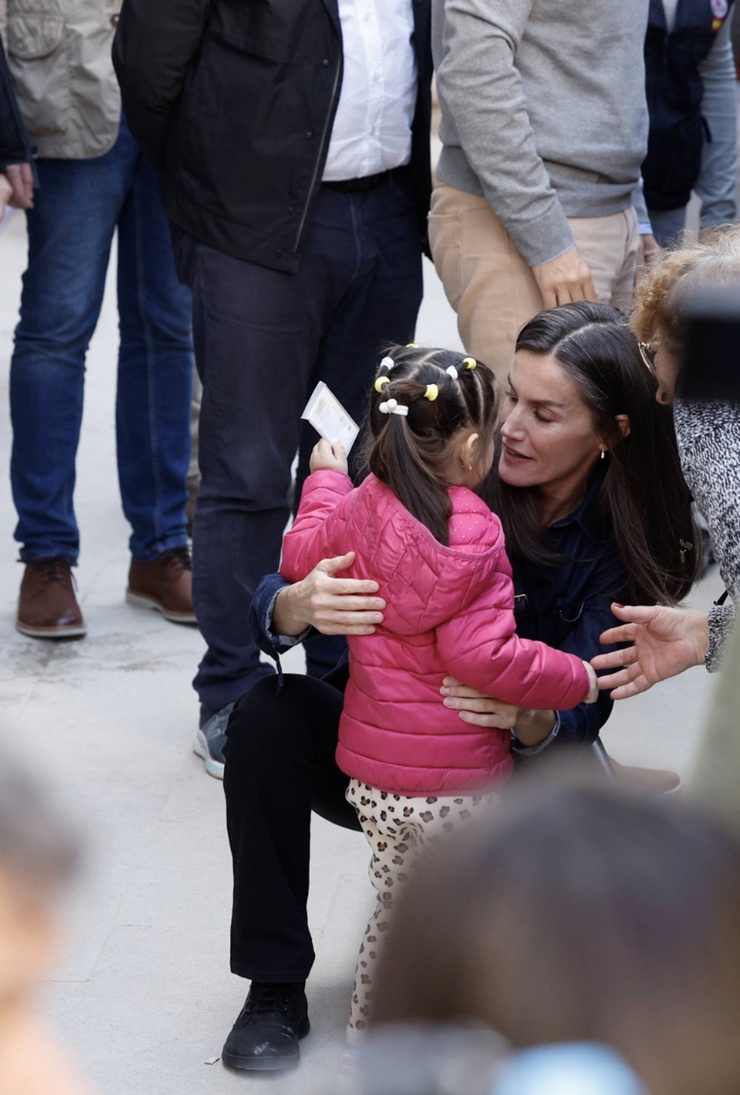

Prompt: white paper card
[{"left": 301, "top": 381, "right": 360, "bottom": 455}]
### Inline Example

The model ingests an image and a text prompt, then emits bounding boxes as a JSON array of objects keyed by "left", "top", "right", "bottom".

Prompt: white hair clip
[
  {"left": 446, "top": 365, "right": 459, "bottom": 379},
  {"left": 379, "top": 398, "right": 408, "bottom": 417},
  {"left": 379, "top": 356, "right": 396, "bottom": 371}
]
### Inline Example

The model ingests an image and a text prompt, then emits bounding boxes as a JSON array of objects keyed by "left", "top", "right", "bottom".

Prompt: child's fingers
[{"left": 330, "top": 439, "right": 347, "bottom": 462}]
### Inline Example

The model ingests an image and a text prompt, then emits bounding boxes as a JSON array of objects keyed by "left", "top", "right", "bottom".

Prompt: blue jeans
[
  {"left": 172, "top": 171, "right": 424, "bottom": 712},
  {"left": 10, "top": 115, "right": 193, "bottom": 565}
]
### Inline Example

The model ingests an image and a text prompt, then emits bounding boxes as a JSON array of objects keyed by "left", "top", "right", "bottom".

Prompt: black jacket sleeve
[
  {"left": 0, "top": 33, "right": 34, "bottom": 171},
  {"left": 112, "top": 0, "right": 212, "bottom": 169}
]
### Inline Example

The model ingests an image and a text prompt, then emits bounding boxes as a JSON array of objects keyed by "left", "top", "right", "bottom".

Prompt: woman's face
[{"left": 498, "top": 350, "right": 603, "bottom": 497}]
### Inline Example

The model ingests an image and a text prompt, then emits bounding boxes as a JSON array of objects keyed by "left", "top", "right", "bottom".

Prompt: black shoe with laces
[{"left": 221, "top": 982, "right": 310, "bottom": 1071}]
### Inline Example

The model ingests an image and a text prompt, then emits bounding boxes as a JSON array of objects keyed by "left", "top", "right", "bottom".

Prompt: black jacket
[
  {"left": 113, "top": 0, "right": 432, "bottom": 272},
  {"left": 0, "top": 32, "right": 34, "bottom": 172},
  {"left": 643, "top": 0, "right": 734, "bottom": 211}
]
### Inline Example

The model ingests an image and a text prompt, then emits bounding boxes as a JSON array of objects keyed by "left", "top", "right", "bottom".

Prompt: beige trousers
[{"left": 428, "top": 182, "right": 640, "bottom": 381}]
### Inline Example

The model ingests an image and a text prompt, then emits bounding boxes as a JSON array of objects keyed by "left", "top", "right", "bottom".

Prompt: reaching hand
[
  {"left": 6, "top": 163, "right": 34, "bottom": 209},
  {"left": 591, "top": 604, "right": 709, "bottom": 700},
  {"left": 531, "top": 245, "right": 597, "bottom": 309},
  {"left": 309, "top": 438, "right": 348, "bottom": 475}
]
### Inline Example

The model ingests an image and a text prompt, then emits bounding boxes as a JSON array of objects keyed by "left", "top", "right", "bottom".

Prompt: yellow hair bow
[
  {"left": 424, "top": 384, "right": 439, "bottom": 402},
  {"left": 374, "top": 376, "right": 391, "bottom": 393},
  {"left": 406, "top": 343, "right": 418, "bottom": 348}
]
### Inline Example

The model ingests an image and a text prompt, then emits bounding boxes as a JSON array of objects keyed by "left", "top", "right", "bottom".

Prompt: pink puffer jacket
[{"left": 280, "top": 471, "right": 591, "bottom": 796}]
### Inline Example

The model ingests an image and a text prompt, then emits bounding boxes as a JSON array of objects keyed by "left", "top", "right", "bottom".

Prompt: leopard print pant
[{"left": 345, "top": 777, "right": 497, "bottom": 1041}]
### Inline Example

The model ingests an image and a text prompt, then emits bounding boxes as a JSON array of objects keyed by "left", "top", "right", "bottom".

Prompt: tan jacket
[{"left": 2, "top": 0, "right": 120, "bottom": 158}]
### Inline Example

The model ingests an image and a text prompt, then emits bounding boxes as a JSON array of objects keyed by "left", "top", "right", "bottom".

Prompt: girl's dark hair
[
  {"left": 372, "top": 778, "right": 740, "bottom": 1095},
  {"left": 484, "top": 302, "right": 698, "bottom": 604},
  {"left": 365, "top": 345, "right": 499, "bottom": 546}
]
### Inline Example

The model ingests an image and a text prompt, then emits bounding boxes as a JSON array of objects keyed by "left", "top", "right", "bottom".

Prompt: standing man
[
  {"left": 4, "top": 0, "right": 195, "bottom": 639},
  {"left": 430, "top": 0, "right": 649, "bottom": 378},
  {"left": 114, "top": 0, "right": 431, "bottom": 780}
]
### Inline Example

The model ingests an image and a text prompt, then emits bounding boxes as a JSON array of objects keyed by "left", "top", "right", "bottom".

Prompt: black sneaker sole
[{"left": 221, "top": 1016, "right": 310, "bottom": 1072}]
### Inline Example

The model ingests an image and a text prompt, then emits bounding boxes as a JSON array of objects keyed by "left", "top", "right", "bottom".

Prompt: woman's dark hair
[
  {"left": 371, "top": 778, "right": 740, "bottom": 1095},
  {"left": 484, "top": 302, "right": 697, "bottom": 604},
  {"left": 365, "top": 345, "right": 499, "bottom": 546}
]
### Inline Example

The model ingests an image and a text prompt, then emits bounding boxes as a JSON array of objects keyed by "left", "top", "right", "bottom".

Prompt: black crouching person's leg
[{"left": 221, "top": 672, "right": 359, "bottom": 1071}]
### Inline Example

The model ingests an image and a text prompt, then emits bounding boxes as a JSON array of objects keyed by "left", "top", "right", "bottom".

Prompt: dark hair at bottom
[{"left": 482, "top": 303, "right": 698, "bottom": 605}]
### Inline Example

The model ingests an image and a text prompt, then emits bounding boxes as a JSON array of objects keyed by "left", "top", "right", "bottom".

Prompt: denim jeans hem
[
  {"left": 19, "top": 548, "right": 78, "bottom": 566},
  {"left": 131, "top": 532, "right": 189, "bottom": 565}
]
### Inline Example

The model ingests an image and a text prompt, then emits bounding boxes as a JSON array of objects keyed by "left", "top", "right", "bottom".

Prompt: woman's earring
[{"left": 600, "top": 448, "right": 606, "bottom": 460}]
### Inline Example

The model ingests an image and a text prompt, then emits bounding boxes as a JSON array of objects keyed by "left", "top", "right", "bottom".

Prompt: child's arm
[
  {"left": 435, "top": 578, "right": 597, "bottom": 711},
  {"left": 279, "top": 459, "right": 354, "bottom": 583}
]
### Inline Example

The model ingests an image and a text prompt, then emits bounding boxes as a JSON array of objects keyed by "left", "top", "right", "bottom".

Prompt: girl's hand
[
  {"left": 441, "top": 678, "right": 557, "bottom": 745},
  {"left": 273, "top": 553, "right": 386, "bottom": 637},
  {"left": 591, "top": 604, "right": 709, "bottom": 700},
  {"left": 583, "top": 660, "right": 599, "bottom": 703},
  {"left": 310, "top": 438, "right": 348, "bottom": 474}
]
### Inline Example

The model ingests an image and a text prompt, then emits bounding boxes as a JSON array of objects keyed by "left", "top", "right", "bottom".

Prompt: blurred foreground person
[
  {"left": 358, "top": 779, "right": 740, "bottom": 1095},
  {"left": 593, "top": 227, "right": 740, "bottom": 697},
  {"left": 5, "top": 0, "right": 195, "bottom": 639},
  {"left": 0, "top": 744, "right": 96, "bottom": 1095}
]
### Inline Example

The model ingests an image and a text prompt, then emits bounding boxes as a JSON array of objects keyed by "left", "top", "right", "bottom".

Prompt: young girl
[{"left": 280, "top": 345, "right": 598, "bottom": 1038}]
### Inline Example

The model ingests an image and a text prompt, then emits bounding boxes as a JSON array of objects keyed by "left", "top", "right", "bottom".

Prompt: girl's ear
[
  {"left": 460, "top": 432, "right": 480, "bottom": 469},
  {"left": 615, "top": 414, "right": 631, "bottom": 439}
]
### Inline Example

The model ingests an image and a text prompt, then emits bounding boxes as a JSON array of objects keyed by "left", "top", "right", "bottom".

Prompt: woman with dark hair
[{"left": 216, "top": 302, "right": 697, "bottom": 1073}]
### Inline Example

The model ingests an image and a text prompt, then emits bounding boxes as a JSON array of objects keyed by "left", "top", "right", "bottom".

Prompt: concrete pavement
[{"left": 0, "top": 207, "right": 721, "bottom": 1095}]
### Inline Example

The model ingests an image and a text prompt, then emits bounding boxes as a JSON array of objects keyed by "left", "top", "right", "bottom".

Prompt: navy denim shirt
[{"left": 250, "top": 470, "right": 628, "bottom": 750}]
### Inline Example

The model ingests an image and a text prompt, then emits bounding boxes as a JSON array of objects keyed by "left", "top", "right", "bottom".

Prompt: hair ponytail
[{"left": 364, "top": 346, "right": 499, "bottom": 546}]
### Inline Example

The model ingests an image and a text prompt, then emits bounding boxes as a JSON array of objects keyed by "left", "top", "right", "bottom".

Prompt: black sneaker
[
  {"left": 193, "top": 702, "right": 235, "bottom": 780},
  {"left": 222, "top": 982, "right": 310, "bottom": 1071}
]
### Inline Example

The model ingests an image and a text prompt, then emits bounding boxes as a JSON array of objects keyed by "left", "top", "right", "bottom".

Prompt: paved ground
[{"left": 0, "top": 207, "right": 722, "bottom": 1095}]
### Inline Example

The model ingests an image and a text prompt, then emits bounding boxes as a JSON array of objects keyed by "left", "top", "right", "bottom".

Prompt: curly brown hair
[{"left": 632, "top": 225, "right": 740, "bottom": 351}]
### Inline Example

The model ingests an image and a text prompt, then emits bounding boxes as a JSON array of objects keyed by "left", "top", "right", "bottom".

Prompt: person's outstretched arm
[
  {"left": 592, "top": 604, "right": 713, "bottom": 699},
  {"left": 112, "top": 0, "right": 211, "bottom": 168},
  {"left": 435, "top": 572, "right": 597, "bottom": 712}
]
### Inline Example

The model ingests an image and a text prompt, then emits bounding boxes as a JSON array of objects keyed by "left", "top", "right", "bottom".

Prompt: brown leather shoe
[
  {"left": 126, "top": 546, "right": 197, "bottom": 625},
  {"left": 16, "top": 558, "right": 87, "bottom": 639}
]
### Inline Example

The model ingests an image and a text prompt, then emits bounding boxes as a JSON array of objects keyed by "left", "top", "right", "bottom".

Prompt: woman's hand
[
  {"left": 440, "top": 678, "right": 557, "bottom": 746},
  {"left": 591, "top": 604, "right": 710, "bottom": 700},
  {"left": 272, "top": 552, "right": 386, "bottom": 637},
  {"left": 309, "top": 438, "right": 348, "bottom": 475}
]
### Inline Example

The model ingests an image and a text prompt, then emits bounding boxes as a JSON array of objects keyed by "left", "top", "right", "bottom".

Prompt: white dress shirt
[{"left": 323, "top": 0, "right": 417, "bottom": 182}]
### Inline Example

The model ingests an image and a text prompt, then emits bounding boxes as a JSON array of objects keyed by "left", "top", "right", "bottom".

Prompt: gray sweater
[
  {"left": 674, "top": 398, "right": 740, "bottom": 672},
  {"left": 433, "top": 0, "right": 650, "bottom": 266}
]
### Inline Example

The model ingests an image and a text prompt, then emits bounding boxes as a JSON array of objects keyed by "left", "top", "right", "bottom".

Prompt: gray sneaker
[{"left": 193, "top": 702, "right": 235, "bottom": 780}]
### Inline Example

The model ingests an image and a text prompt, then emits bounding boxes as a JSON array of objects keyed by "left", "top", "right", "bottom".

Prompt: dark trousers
[
  {"left": 223, "top": 672, "right": 357, "bottom": 981},
  {"left": 172, "top": 174, "right": 423, "bottom": 712}
]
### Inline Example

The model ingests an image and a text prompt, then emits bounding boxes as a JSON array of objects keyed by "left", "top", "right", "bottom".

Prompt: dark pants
[
  {"left": 11, "top": 115, "right": 193, "bottom": 564},
  {"left": 172, "top": 173, "right": 424, "bottom": 712},
  {"left": 223, "top": 671, "right": 357, "bottom": 981}
]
